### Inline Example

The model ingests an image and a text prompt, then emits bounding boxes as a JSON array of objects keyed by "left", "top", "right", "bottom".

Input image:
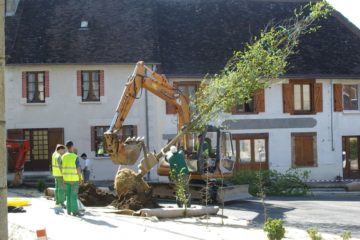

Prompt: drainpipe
[
  {"left": 330, "top": 79, "right": 335, "bottom": 151},
  {"left": 144, "top": 65, "right": 154, "bottom": 180},
  {"left": 0, "top": 0, "right": 8, "bottom": 239},
  {"left": 145, "top": 90, "right": 150, "bottom": 180}
]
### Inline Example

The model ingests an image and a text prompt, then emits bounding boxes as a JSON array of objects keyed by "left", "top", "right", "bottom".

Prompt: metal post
[{"left": 0, "top": 0, "right": 8, "bottom": 239}]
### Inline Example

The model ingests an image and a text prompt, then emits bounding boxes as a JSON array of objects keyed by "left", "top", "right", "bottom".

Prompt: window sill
[
  {"left": 22, "top": 102, "right": 47, "bottom": 106},
  {"left": 79, "top": 101, "right": 102, "bottom": 104},
  {"left": 291, "top": 112, "right": 316, "bottom": 115},
  {"left": 231, "top": 112, "right": 259, "bottom": 115},
  {"left": 342, "top": 110, "right": 360, "bottom": 114},
  {"left": 292, "top": 165, "right": 318, "bottom": 168}
]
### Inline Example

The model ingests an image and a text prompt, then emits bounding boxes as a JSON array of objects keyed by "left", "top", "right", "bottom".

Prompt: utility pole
[{"left": 0, "top": 0, "right": 8, "bottom": 239}]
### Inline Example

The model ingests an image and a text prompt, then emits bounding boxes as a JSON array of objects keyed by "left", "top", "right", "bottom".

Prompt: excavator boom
[{"left": 104, "top": 61, "right": 190, "bottom": 166}]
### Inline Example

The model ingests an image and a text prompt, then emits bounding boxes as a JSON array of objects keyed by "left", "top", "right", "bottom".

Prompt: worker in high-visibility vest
[
  {"left": 51, "top": 144, "right": 66, "bottom": 206},
  {"left": 62, "top": 141, "right": 83, "bottom": 216}
]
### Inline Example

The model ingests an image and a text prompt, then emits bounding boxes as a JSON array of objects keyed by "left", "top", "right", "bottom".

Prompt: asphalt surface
[{"left": 223, "top": 195, "right": 360, "bottom": 238}]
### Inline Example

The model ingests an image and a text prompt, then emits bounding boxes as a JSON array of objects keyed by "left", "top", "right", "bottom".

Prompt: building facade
[{"left": 5, "top": 0, "right": 360, "bottom": 181}]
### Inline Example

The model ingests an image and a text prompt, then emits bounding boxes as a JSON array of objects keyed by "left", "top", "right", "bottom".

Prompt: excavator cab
[{"left": 158, "top": 126, "right": 236, "bottom": 179}]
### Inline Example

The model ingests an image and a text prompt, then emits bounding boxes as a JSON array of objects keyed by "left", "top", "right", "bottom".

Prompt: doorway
[{"left": 342, "top": 136, "right": 360, "bottom": 179}]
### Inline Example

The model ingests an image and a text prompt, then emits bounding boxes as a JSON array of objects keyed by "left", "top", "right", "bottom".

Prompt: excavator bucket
[
  {"left": 114, "top": 140, "right": 143, "bottom": 165},
  {"left": 105, "top": 133, "right": 144, "bottom": 165}
]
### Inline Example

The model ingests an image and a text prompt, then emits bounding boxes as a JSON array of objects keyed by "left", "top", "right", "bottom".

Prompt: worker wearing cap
[
  {"left": 62, "top": 141, "right": 83, "bottom": 216},
  {"left": 166, "top": 146, "right": 191, "bottom": 207},
  {"left": 52, "top": 144, "right": 66, "bottom": 206}
]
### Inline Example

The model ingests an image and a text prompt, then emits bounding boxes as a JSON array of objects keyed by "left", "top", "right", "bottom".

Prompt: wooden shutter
[
  {"left": 314, "top": 83, "right": 323, "bottom": 113},
  {"left": 132, "top": 125, "right": 138, "bottom": 136},
  {"left": 48, "top": 128, "right": 64, "bottom": 154},
  {"left": 99, "top": 70, "right": 105, "bottom": 96},
  {"left": 294, "top": 134, "right": 315, "bottom": 167},
  {"left": 21, "top": 72, "right": 27, "bottom": 98},
  {"left": 91, "top": 127, "right": 96, "bottom": 151},
  {"left": 254, "top": 89, "right": 265, "bottom": 112},
  {"left": 333, "top": 84, "right": 343, "bottom": 112},
  {"left": 45, "top": 71, "right": 50, "bottom": 97},
  {"left": 282, "top": 83, "right": 293, "bottom": 113},
  {"left": 77, "top": 70, "right": 82, "bottom": 96}
]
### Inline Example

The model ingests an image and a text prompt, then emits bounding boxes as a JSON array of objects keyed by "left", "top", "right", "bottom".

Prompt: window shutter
[
  {"left": 22, "top": 72, "right": 27, "bottom": 98},
  {"left": 294, "top": 134, "right": 315, "bottom": 167},
  {"left": 48, "top": 128, "right": 64, "bottom": 154},
  {"left": 132, "top": 125, "right": 138, "bottom": 136},
  {"left": 314, "top": 83, "right": 323, "bottom": 113},
  {"left": 166, "top": 102, "right": 177, "bottom": 114},
  {"left": 282, "top": 83, "right": 293, "bottom": 113},
  {"left": 45, "top": 71, "right": 50, "bottom": 97},
  {"left": 7, "top": 129, "right": 24, "bottom": 140},
  {"left": 91, "top": 127, "right": 96, "bottom": 151},
  {"left": 99, "top": 70, "right": 105, "bottom": 96},
  {"left": 77, "top": 70, "right": 82, "bottom": 96},
  {"left": 254, "top": 89, "right": 265, "bottom": 112},
  {"left": 333, "top": 84, "right": 343, "bottom": 112}
]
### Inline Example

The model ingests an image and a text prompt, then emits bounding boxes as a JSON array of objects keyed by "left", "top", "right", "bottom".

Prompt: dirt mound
[
  {"left": 114, "top": 168, "right": 151, "bottom": 196},
  {"left": 78, "top": 169, "right": 159, "bottom": 210},
  {"left": 78, "top": 182, "right": 116, "bottom": 207},
  {"left": 112, "top": 168, "right": 159, "bottom": 211},
  {"left": 112, "top": 191, "right": 159, "bottom": 211}
]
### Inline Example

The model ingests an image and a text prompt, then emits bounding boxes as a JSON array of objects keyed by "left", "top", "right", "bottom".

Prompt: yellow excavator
[{"left": 104, "top": 61, "right": 248, "bottom": 203}]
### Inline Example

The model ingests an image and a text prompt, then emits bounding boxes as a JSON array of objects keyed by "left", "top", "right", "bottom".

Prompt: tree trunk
[{"left": 0, "top": 0, "right": 8, "bottom": 239}]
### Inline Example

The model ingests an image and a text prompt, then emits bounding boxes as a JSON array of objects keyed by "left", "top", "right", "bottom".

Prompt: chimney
[{"left": 6, "top": 0, "right": 20, "bottom": 16}]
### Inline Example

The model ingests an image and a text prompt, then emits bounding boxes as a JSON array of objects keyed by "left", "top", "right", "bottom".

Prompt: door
[
  {"left": 342, "top": 136, "right": 360, "bottom": 179},
  {"left": 232, "top": 133, "right": 269, "bottom": 171}
]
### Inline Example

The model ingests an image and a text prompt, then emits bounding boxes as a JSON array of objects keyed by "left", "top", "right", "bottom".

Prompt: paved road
[{"left": 223, "top": 195, "right": 360, "bottom": 238}]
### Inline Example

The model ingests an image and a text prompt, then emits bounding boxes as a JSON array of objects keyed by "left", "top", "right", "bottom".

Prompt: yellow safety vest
[
  {"left": 61, "top": 152, "right": 80, "bottom": 182},
  {"left": 51, "top": 152, "right": 62, "bottom": 177}
]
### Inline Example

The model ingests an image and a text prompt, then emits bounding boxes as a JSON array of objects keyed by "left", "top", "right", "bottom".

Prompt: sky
[{"left": 327, "top": 0, "right": 360, "bottom": 29}]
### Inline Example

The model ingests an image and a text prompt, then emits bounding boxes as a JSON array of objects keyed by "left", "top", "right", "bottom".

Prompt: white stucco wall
[
  {"left": 159, "top": 78, "right": 360, "bottom": 181},
  {"left": 5, "top": 64, "right": 150, "bottom": 181},
  {"left": 5, "top": 64, "right": 360, "bottom": 181}
]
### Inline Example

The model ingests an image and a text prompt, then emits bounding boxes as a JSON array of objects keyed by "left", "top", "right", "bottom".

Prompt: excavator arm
[{"left": 104, "top": 61, "right": 190, "bottom": 166}]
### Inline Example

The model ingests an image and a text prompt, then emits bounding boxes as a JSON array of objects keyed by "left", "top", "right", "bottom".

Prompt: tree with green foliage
[{"left": 184, "top": 1, "right": 332, "bottom": 131}]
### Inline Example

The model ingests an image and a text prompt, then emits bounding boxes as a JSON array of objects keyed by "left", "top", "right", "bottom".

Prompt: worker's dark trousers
[
  {"left": 54, "top": 177, "right": 66, "bottom": 205},
  {"left": 65, "top": 181, "right": 79, "bottom": 215},
  {"left": 83, "top": 169, "right": 90, "bottom": 182}
]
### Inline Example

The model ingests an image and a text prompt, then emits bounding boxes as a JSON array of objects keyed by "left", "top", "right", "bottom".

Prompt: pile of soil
[
  {"left": 78, "top": 182, "right": 116, "bottom": 207},
  {"left": 78, "top": 169, "right": 160, "bottom": 211},
  {"left": 112, "top": 168, "right": 159, "bottom": 211},
  {"left": 111, "top": 191, "right": 159, "bottom": 211}
]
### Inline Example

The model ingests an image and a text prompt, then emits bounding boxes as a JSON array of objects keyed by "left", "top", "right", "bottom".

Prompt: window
[
  {"left": 24, "top": 129, "right": 49, "bottom": 161},
  {"left": 231, "top": 89, "right": 265, "bottom": 114},
  {"left": 292, "top": 133, "right": 317, "bottom": 167},
  {"left": 283, "top": 80, "right": 323, "bottom": 114},
  {"left": 232, "top": 134, "right": 268, "bottom": 170},
  {"left": 82, "top": 71, "right": 100, "bottom": 102},
  {"left": 92, "top": 125, "right": 137, "bottom": 157},
  {"left": 343, "top": 85, "right": 359, "bottom": 110},
  {"left": 166, "top": 81, "right": 200, "bottom": 114},
  {"left": 26, "top": 72, "right": 45, "bottom": 103},
  {"left": 232, "top": 101, "right": 255, "bottom": 114},
  {"left": 293, "top": 81, "right": 313, "bottom": 113}
]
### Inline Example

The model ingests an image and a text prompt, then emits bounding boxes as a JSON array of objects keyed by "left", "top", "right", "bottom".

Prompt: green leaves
[{"left": 190, "top": 1, "right": 332, "bottom": 131}]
